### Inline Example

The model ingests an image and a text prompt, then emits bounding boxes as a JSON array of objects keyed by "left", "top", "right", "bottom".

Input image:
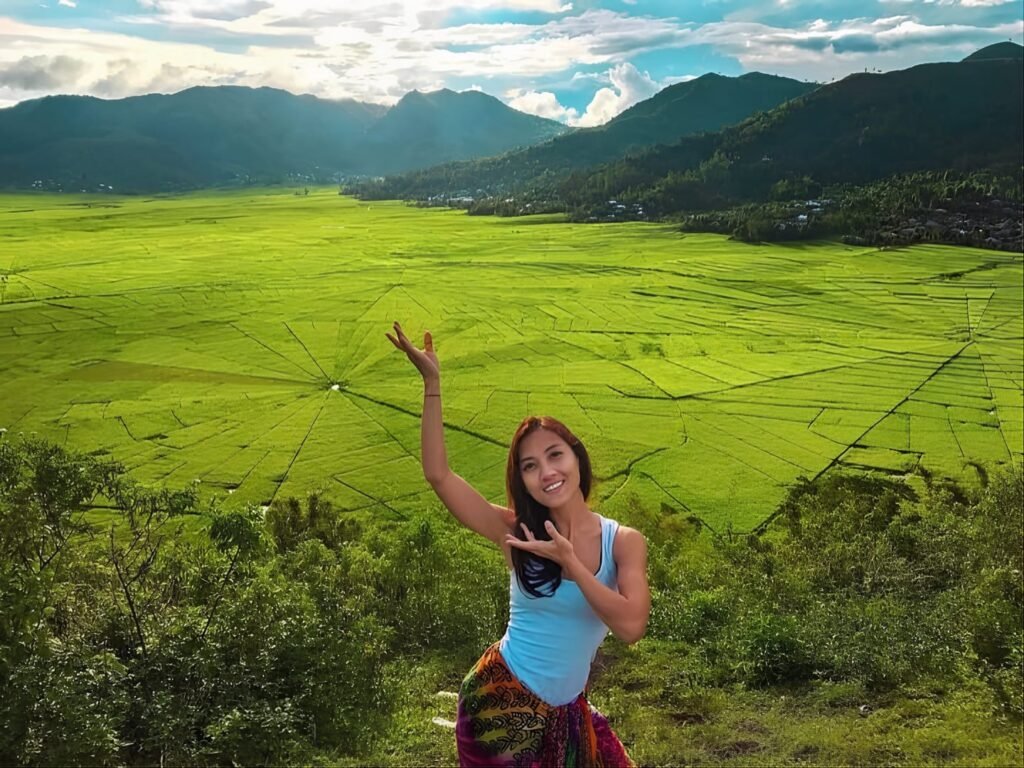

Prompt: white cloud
[
  {"left": 570, "top": 62, "right": 659, "bottom": 127},
  {"left": 0, "top": 8, "right": 691, "bottom": 106},
  {"left": 505, "top": 88, "right": 579, "bottom": 122},
  {"left": 0, "top": 54, "right": 85, "bottom": 89},
  {"left": 0, "top": 18, "right": 294, "bottom": 101},
  {"left": 58, "top": 0, "right": 77, "bottom": 8},
  {"left": 938, "top": 0, "right": 1018, "bottom": 6},
  {"left": 133, "top": 0, "right": 573, "bottom": 28},
  {"left": 689, "top": 14, "right": 1024, "bottom": 80},
  {"left": 0, "top": 2, "right": 1019, "bottom": 112}
]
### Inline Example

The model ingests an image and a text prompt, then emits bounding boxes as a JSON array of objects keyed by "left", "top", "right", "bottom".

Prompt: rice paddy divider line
[
  {"left": 198, "top": 397, "right": 315, "bottom": 483},
  {"left": 738, "top": 304, "right": 898, "bottom": 332},
  {"left": 284, "top": 322, "right": 331, "bottom": 382},
  {"left": 342, "top": 395, "right": 418, "bottom": 463},
  {"left": 269, "top": 392, "right": 330, "bottom": 504},
  {"left": 946, "top": 411, "right": 967, "bottom": 459},
  {"left": 230, "top": 449, "right": 271, "bottom": 491},
  {"left": 328, "top": 486, "right": 423, "bottom": 515},
  {"left": 660, "top": 357, "right": 732, "bottom": 386},
  {"left": 18, "top": 273, "right": 71, "bottom": 297},
  {"left": 747, "top": 366, "right": 980, "bottom": 538},
  {"left": 727, "top": 412, "right": 830, "bottom": 470},
  {"left": 688, "top": 413, "right": 808, "bottom": 477},
  {"left": 329, "top": 475, "right": 407, "bottom": 520},
  {"left": 600, "top": 446, "right": 670, "bottom": 483},
  {"left": 677, "top": 354, "right": 895, "bottom": 402},
  {"left": 806, "top": 407, "right": 826, "bottom": 432},
  {"left": 906, "top": 393, "right": 993, "bottom": 412},
  {"left": 330, "top": 319, "right": 347, "bottom": 382},
  {"left": 981, "top": 357, "right": 1024, "bottom": 393},
  {"left": 116, "top": 416, "right": 138, "bottom": 442},
  {"left": 596, "top": 473, "right": 630, "bottom": 507},
  {"left": 812, "top": 341, "right": 973, "bottom": 484},
  {"left": 343, "top": 389, "right": 505, "bottom": 448},
  {"left": 971, "top": 311, "right": 1023, "bottom": 338},
  {"left": 616, "top": 361, "right": 674, "bottom": 399},
  {"left": 824, "top": 279, "right": 921, "bottom": 325},
  {"left": 228, "top": 322, "right": 319, "bottom": 382},
  {"left": 635, "top": 470, "right": 691, "bottom": 513},
  {"left": 815, "top": 339, "right": 951, "bottom": 359},
  {"left": 153, "top": 460, "right": 188, "bottom": 483},
  {"left": 973, "top": 344, "right": 1016, "bottom": 462},
  {"left": 42, "top": 299, "right": 91, "bottom": 314},
  {"left": 335, "top": 320, "right": 378, "bottom": 382},
  {"left": 569, "top": 393, "right": 604, "bottom": 436},
  {"left": 355, "top": 284, "right": 398, "bottom": 324},
  {"left": 550, "top": 333, "right": 608, "bottom": 361},
  {"left": 399, "top": 285, "right": 431, "bottom": 316},
  {"left": 969, "top": 291, "right": 996, "bottom": 337}
]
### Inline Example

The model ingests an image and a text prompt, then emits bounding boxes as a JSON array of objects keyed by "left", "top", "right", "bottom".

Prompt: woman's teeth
[{"left": 544, "top": 480, "right": 564, "bottom": 493}]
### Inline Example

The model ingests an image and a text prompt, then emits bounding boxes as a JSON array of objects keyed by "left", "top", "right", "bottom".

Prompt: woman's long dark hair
[{"left": 505, "top": 416, "right": 592, "bottom": 598}]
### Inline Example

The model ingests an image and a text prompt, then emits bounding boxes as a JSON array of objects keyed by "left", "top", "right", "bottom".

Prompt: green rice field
[{"left": 1, "top": 188, "right": 1021, "bottom": 530}]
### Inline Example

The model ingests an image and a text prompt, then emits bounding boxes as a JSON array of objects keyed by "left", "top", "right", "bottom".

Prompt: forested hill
[
  {"left": 560, "top": 49, "right": 1024, "bottom": 216},
  {"left": 963, "top": 41, "right": 1024, "bottom": 61},
  {"left": 0, "top": 85, "right": 568, "bottom": 192},
  {"left": 353, "top": 72, "right": 817, "bottom": 200},
  {"left": 358, "top": 88, "right": 569, "bottom": 175}
]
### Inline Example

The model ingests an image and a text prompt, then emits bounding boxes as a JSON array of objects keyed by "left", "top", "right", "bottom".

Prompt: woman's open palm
[{"left": 386, "top": 321, "right": 439, "bottom": 381}]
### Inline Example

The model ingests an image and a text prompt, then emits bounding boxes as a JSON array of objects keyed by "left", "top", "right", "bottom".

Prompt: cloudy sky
[{"left": 1, "top": 1, "right": 1021, "bottom": 125}]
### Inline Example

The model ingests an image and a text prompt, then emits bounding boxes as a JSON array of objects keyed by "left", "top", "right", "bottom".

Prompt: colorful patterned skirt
[{"left": 455, "top": 643, "right": 634, "bottom": 767}]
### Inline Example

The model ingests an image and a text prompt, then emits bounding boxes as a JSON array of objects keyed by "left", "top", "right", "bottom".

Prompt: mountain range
[
  {"left": 0, "top": 86, "right": 567, "bottom": 192},
  {"left": 0, "top": 42, "right": 1020, "bottom": 202},
  {"left": 355, "top": 72, "right": 818, "bottom": 200},
  {"left": 557, "top": 45, "right": 1023, "bottom": 215},
  {"left": 361, "top": 42, "right": 1023, "bottom": 217}
]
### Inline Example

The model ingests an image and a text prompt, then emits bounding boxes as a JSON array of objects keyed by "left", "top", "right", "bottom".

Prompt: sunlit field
[{"left": 1, "top": 188, "right": 1021, "bottom": 530}]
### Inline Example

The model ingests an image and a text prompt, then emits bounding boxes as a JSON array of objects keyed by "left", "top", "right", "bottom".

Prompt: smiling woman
[{"left": 387, "top": 321, "right": 647, "bottom": 767}]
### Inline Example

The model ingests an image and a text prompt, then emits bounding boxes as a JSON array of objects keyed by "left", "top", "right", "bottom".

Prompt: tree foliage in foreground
[
  {"left": 642, "top": 469, "right": 1023, "bottom": 708},
  {"left": 0, "top": 437, "right": 506, "bottom": 766},
  {"left": 0, "top": 436, "right": 1020, "bottom": 765}
]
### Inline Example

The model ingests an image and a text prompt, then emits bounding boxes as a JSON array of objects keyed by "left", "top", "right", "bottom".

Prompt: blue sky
[{"left": 1, "top": 1, "right": 1021, "bottom": 123}]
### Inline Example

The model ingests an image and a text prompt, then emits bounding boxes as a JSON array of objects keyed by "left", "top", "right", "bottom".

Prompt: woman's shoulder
[
  {"left": 609, "top": 521, "right": 647, "bottom": 562},
  {"left": 596, "top": 513, "right": 641, "bottom": 537}
]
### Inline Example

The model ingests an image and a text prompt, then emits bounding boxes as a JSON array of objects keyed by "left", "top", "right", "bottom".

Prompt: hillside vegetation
[
  {"left": 353, "top": 72, "right": 816, "bottom": 201},
  {"left": 354, "top": 45, "right": 1023, "bottom": 251},
  {"left": 560, "top": 56, "right": 1023, "bottom": 217},
  {"left": 1, "top": 436, "right": 1020, "bottom": 765}
]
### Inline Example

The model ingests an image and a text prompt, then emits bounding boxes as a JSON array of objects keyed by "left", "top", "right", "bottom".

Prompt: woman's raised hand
[{"left": 386, "top": 321, "right": 440, "bottom": 382}]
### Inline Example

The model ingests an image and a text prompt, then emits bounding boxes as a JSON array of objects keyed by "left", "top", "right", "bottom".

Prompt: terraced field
[{"left": 1, "top": 189, "right": 1020, "bottom": 529}]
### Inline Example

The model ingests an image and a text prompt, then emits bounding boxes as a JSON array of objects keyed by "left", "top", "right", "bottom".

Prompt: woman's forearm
[
  {"left": 565, "top": 556, "right": 647, "bottom": 644},
  {"left": 421, "top": 376, "right": 449, "bottom": 484}
]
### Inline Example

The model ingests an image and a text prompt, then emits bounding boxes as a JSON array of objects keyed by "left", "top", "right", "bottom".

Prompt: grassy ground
[
  {"left": 336, "top": 642, "right": 1023, "bottom": 767},
  {"left": 1, "top": 188, "right": 1021, "bottom": 534}
]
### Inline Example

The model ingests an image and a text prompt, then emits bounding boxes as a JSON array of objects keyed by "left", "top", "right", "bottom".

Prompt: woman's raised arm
[{"left": 386, "top": 322, "right": 515, "bottom": 545}]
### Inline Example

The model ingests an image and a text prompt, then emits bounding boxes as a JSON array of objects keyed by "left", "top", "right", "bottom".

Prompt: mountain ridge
[
  {"left": 353, "top": 71, "right": 819, "bottom": 201},
  {"left": 0, "top": 85, "right": 568, "bottom": 191},
  {"left": 558, "top": 54, "right": 1023, "bottom": 217}
]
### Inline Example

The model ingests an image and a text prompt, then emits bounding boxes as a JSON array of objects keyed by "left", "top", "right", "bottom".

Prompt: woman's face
[{"left": 517, "top": 428, "right": 580, "bottom": 507}]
